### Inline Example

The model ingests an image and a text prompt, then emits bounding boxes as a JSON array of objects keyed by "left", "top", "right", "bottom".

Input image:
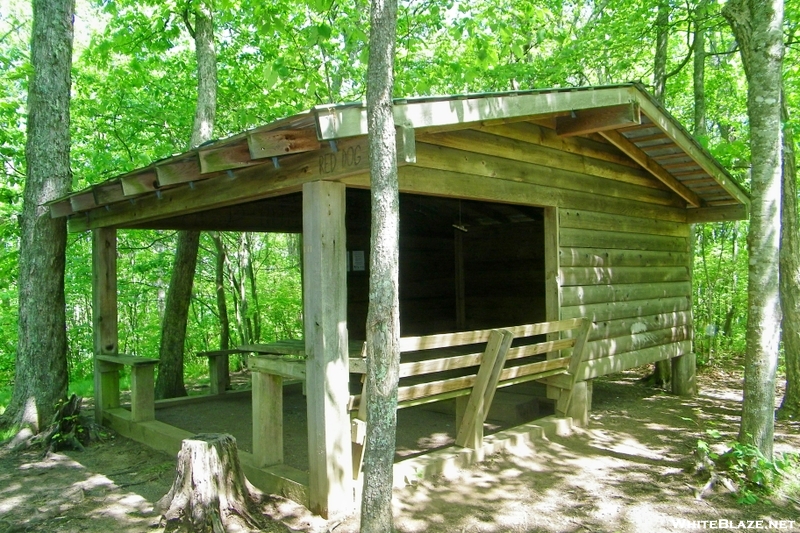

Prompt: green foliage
[{"left": 697, "top": 430, "right": 800, "bottom": 504}]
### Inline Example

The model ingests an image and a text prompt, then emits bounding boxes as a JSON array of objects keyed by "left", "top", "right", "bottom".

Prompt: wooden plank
[
  {"left": 416, "top": 131, "right": 678, "bottom": 198},
  {"left": 559, "top": 208, "right": 688, "bottom": 237},
  {"left": 560, "top": 228, "right": 688, "bottom": 252},
  {"left": 248, "top": 356, "right": 306, "bottom": 380},
  {"left": 544, "top": 206, "right": 561, "bottom": 400},
  {"left": 556, "top": 103, "right": 641, "bottom": 137},
  {"left": 561, "top": 281, "right": 691, "bottom": 307},
  {"left": 120, "top": 170, "right": 159, "bottom": 196},
  {"left": 686, "top": 204, "right": 748, "bottom": 223},
  {"left": 130, "top": 364, "right": 155, "bottom": 422},
  {"left": 92, "top": 228, "right": 119, "bottom": 423},
  {"left": 505, "top": 338, "right": 576, "bottom": 360},
  {"left": 559, "top": 247, "right": 690, "bottom": 268},
  {"left": 560, "top": 265, "right": 690, "bottom": 286},
  {"left": 599, "top": 129, "right": 702, "bottom": 207},
  {"left": 155, "top": 157, "right": 203, "bottom": 186},
  {"left": 480, "top": 121, "right": 640, "bottom": 169},
  {"left": 561, "top": 296, "right": 691, "bottom": 322},
  {"left": 200, "top": 141, "right": 263, "bottom": 173},
  {"left": 94, "top": 181, "right": 125, "bottom": 205},
  {"left": 588, "top": 311, "right": 692, "bottom": 342},
  {"left": 575, "top": 340, "right": 692, "bottom": 380},
  {"left": 498, "top": 357, "right": 571, "bottom": 382},
  {"left": 399, "top": 330, "right": 493, "bottom": 352},
  {"left": 252, "top": 371, "right": 283, "bottom": 467},
  {"left": 70, "top": 191, "right": 97, "bottom": 212},
  {"left": 302, "top": 180, "right": 352, "bottom": 519},
  {"left": 388, "top": 167, "right": 688, "bottom": 223},
  {"left": 315, "top": 86, "right": 634, "bottom": 140},
  {"left": 455, "top": 329, "right": 514, "bottom": 450},
  {"left": 582, "top": 325, "right": 692, "bottom": 360},
  {"left": 398, "top": 351, "right": 484, "bottom": 378},
  {"left": 49, "top": 199, "right": 74, "bottom": 218},
  {"left": 96, "top": 354, "right": 159, "bottom": 366},
  {"left": 70, "top": 136, "right": 411, "bottom": 232},
  {"left": 248, "top": 129, "right": 321, "bottom": 159},
  {"left": 632, "top": 92, "right": 750, "bottom": 207}
]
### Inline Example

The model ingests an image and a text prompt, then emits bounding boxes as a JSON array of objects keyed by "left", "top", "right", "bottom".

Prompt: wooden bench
[
  {"left": 95, "top": 354, "right": 159, "bottom": 422},
  {"left": 348, "top": 317, "right": 591, "bottom": 477},
  {"left": 198, "top": 349, "right": 250, "bottom": 395}
]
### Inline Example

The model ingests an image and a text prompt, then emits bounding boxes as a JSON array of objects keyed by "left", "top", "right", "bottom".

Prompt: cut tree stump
[{"left": 156, "top": 433, "right": 293, "bottom": 533}]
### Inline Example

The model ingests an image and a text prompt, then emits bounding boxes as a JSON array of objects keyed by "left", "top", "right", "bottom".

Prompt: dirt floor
[{"left": 1, "top": 368, "right": 799, "bottom": 533}]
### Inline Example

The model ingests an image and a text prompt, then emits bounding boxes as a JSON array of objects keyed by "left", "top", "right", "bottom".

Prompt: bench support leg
[
  {"left": 557, "top": 380, "right": 589, "bottom": 427},
  {"left": 96, "top": 360, "right": 121, "bottom": 417},
  {"left": 209, "top": 354, "right": 229, "bottom": 395},
  {"left": 253, "top": 371, "right": 283, "bottom": 467},
  {"left": 130, "top": 364, "right": 156, "bottom": 422}
]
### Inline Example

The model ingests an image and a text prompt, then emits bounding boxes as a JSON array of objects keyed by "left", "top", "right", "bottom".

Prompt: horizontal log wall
[
  {"left": 559, "top": 207, "right": 692, "bottom": 371},
  {"left": 386, "top": 122, "right": 693, "bottom": 377}
]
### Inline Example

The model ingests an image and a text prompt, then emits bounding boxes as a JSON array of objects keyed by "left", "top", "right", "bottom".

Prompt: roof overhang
[{"left": 49, "top": 83, "right": 749, "bottom": 231}]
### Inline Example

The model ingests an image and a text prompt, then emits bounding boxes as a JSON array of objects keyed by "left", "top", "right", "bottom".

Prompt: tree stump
[{"left": 156, "top": 433, "right": 290, "bottom": 533}]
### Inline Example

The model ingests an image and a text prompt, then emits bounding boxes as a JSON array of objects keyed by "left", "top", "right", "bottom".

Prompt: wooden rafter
[
  {"left": 248, "top": 129, "right": 320, "bottom": 160},
  {"left": 555, "top": 103, "right": 641, "bottom": 137},
  {"left": 599, "top": 129, "right": 702, "bottom": 207}
]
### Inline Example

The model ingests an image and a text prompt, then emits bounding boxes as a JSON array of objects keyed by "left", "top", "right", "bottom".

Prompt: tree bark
[
  {"left": 1, "top": 0, "right": 74, "bottom": 433},
  {"left": 360, "top": 0, "right": 399, "bottom": 529},
  {"left": 156, "top": 434, "right": 288, "bottom": 533},
  {"left": 156, "top": 2, "right": 217, "bottom": 399},
  {"left": 211, "top": 233, "right": 231, "bottom": 351},
  {"left": 653, "top": 0, "right": 669, "bottom": 102},
  {"left": 650, "top": 0, "right": 672, "bottom": 387},
  {"left": 778, "top": 97, "right": 800, "bottom": 420},
  {"left": 723, "top": 0, "right": 784, "bottom": 458},
  {"left": 693, "top": 0, "right": 708, "bottom": 138}
]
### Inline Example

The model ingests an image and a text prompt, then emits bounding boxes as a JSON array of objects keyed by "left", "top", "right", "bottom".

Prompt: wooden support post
[
  {"left": 558, "top": 380, "right": 589, "bottom": 427},
  {"left": 455, "top": 329, "right": 514, "bottom": 452},
  {"left": 130, "top": 362, "right": 157, "bottom": 422},
  {"left": 544, "top": 207, "right": 562, "bottom": 401},
  {"left": 92, "top": 227, "right": 119, "bottom": 424},
  {"left": 302, "top": 180, "right": 352, "bottom": 519},
  {"left": 210, "top": 353, "right": 229, "bottom": 395},
  {"left": 672, "top": 352, "right": 697, "bottom": 396},
  {"left": 252, "top": 371, "right": 283, "bottom": 467}
]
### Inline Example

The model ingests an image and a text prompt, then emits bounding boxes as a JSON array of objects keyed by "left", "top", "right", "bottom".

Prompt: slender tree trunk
[
  {"left": 778, "top": 98, "right": 800, "bottom": 420},
  {"left": 211, "top": 233, "right": 230, "bottom": 351},
  {"left": 155, "top": 2, "right": 217, "bottom": 399},
  {"left": 1, "top": 0, "right": 75, "bottom": 433},
  {"left": 693, "top": 0, "right": 708, "bottom": 138},
  {"left": 724, "top": 0, "right": 784, "bottom": 458},
  {"left": 651, "top": 0, "right": 672, "bottom": 386},
  {"left": 653, "top": 0, "right": 669, "bottom": 102},
  {"left": 360, "top": 0, "right": 399, "bottom": 529}
]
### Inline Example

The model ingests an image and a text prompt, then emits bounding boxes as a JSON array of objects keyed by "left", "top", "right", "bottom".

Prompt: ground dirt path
[{"left": 1, "top": 369, "right": 798, "bottom": 533}]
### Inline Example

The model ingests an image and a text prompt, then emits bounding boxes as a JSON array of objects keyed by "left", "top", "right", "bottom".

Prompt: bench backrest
[{"left": 350, "top": 317, "right": 590, "bottom": 410}]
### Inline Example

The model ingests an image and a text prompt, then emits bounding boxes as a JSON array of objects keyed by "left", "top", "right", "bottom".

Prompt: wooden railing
[{"left": 349, "top": 317, "right": 591, "bottom": 478}]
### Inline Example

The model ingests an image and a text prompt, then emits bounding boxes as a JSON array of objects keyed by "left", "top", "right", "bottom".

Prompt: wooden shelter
[{"left": 50, "top": 83, "right": 748, "bottom": 519}]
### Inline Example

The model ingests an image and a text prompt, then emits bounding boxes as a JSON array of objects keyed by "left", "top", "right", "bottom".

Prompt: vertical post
[
  {"left": 252, "top": 371, "right": 283, "bottom": 466},
  {"left": 673, "top": 224, "right": 697, "bottom": 396},
  {"left": 303, "top": 180, "right": 352, "bottom": 519},
  {"left": 544, "top": 207, "right": 561, "bottom": 401},
  {"left": 454, "top": 229, "right": 466, "bottom": 330},
  {"left": 130, "top": 363, "right": 156, "bottom": 422},
  {"left": 92, "top": 227, "right": 119, "bottom": 424}
]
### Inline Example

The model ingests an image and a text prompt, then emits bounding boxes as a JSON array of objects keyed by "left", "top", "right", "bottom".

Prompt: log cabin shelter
[{"left": 50, "top": 82, "right": 748, "bottom": 519}]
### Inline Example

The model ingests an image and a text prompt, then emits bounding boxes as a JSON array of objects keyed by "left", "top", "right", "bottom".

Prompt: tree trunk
[
  {"left": 693, "top": 0, "right": 708, "bottom": 138},
  {"left": 0, "top": 0, "right": 74, "bottom": 434},
  {"left": 650, "top": 1, "right": 672, "bottom": 387},
  {"left": 653, "top": 0, "right": 669, "bottom": 102},
  {"left": 156, "top": 434, "right": 288, "bottom": 533},
  {"left": 211, "top": 233, "right": 231, "bottom": 351},
  {"left": 156, "top": 230, "right": 201, "bottom": 399},
  {"left": 778, "top": 97, "right": 800, "bottom": 420},
  {"left": 723, "top": 0, "right": 784, "bottom": 458},
  {"left": 156, "top": 2, "right": 217, "bottom": 398},
  {"left": 360, "top": 0, "right": 399, "bottom": 529}
]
